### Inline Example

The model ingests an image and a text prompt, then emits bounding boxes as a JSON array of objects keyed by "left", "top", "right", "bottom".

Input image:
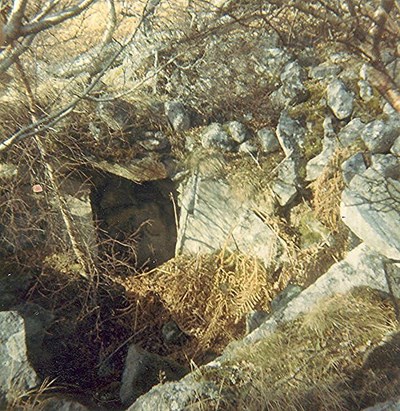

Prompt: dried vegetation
[
  {"left": 1, "top": 0, "right": 399, "bottom": 408},
  {"left": 198, "top": 289, "right": 400, "bottom": 411}
]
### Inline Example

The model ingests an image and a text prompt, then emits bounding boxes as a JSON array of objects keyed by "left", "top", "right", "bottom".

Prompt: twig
[{"left": 0, "top": 0, "right": 152, "bottom": 152}]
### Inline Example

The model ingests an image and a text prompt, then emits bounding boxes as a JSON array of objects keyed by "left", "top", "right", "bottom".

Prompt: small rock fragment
[
  {"left": 201, "top": 123, "right": 236, "bottom": 151},
  {"left": 257, "top": 127, "right": 280, "bottom": 154},
  {"left": 165, "top": 101, "right": 191, "bottom": 131},
  {"left": 327, "top": 79, "right": 354, "bottom": 120}
]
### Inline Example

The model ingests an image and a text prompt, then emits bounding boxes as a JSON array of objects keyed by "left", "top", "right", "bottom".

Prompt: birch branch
[{"left": 18, "top": 0, "right": 96, "bottom": 38}]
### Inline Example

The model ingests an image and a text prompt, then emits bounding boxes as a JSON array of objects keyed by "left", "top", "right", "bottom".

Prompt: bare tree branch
[
  {"left": 5, "top": 0, "right": 95, "bottom": 42},
  {"left": 2, "top": 0, "right": 28, "bottom": 42},
  {"left": 0, "top": 2, "right": 150, "bottom": 152},
  {"left": 368, "top": 65, "right": 400, "bottom": 112},
  {"left": 31, "top": 0, "right": 63, "bottom": 23},
  {"left": 0, "top": 15, "right": 5, "bottom": 47},
  {"left": 0, "top": 33, "right": 35, "bottom": 73},
  {"left": 102, "top": 0, "right": 116, "bottom": 46},
  {"left": 0, "top": 0, "right": 98, "bottom": 73},
  {"left": 370, "top": 0, "right": 395, "bottom": 61},
  {"left": 15, "top": 57, "right": 97, "bottom": 278},
  {"left": 54, "top": 0, "right": 118, "bottom": 77}
]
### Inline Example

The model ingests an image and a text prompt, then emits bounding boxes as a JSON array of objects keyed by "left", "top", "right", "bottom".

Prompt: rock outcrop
[
  {"left": 176, "top": 174, "right": 281, "bottom": 268},
  {"left": 126, "top": 244, "right": 400, "bottom": 409},
  {"left": 341, "top": 155, "right": 400, "bottom": 260},
  {"left": 0, "top": 311, "right": 40, "bottom": 409}
]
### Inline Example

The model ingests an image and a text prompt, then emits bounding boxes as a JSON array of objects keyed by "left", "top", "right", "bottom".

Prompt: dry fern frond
[{"left": 123, "top": 250, "right": 275, "bottom": 357}]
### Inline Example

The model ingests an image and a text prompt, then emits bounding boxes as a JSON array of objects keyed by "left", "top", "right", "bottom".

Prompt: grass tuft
[{"left": 199, "top": 288, "right": 399, "bottom": 411}]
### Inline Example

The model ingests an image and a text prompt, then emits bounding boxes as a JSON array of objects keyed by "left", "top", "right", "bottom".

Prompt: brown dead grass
[
  {"left": 121, "top": 250, "right": 277, "bottom": 362},
  {"left": 202, "top": 288, "right": 400, "bottom": 411},
  {"left": 33, "top": 0, "right": 198, "bottom": 62},
  {"left": 309, "top": 146, "right": 361, "bottom": 233}
]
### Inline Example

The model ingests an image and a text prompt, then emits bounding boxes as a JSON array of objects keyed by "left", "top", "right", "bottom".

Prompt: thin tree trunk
[{"left": 16, "top": 59, "right": 95, "bottom": 278}]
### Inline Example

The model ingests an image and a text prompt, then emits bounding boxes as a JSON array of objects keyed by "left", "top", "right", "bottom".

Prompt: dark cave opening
[{"left": 91, "top": 173, "right": 178, "bottom": 271}]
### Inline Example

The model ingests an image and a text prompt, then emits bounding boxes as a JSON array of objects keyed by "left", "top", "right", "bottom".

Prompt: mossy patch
[
  {"left": 353, "top": 91, "right": 386, "bottom": 123},
  {"left": 225, "top": 151, "right": 284, "bottom": 211},
  {"left": 290, "top": 202, "right": 331, "bottom": 249},
  {"left": 288, "top": 79, "right": 327, "bottom": 164}
]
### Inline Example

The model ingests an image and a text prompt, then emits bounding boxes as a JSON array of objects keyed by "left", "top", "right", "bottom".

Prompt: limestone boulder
[
  {"left": 306, "top": 116, "right": 336, "bottom": 181},
  {"left": 225, "top": 121, "right": 249, "bottom": 144},
  {"left": 362, "top": 118, "right": 400, "bottom": 154},
  {"left": 341, "top": 156, "right": 400, "bottom": 260},
  {"left": 161, "top": 321, "right": 189, "bottom": 346},
  {"left": 127, "top": 378, "right": 220, "bottom": 411},
  {"left": 310, "top": 63, "right": 342, "bottom": 80},
  {"left": 120, "top": 344, "right": 188, "bottom": 408},
  {"left": 35, "top": 397, "right": 90, "bottom": 411},
  {"left": 16, "top": 303, "right": 54, "bottom": 369},
  {"left": 306, "top": 117, "right": 365, "bottom": 181},
  {"left": 201, "top": 123, "right": 236, "bottom": 151},
  {"left": 61, "top": 178, "right": 97, "bottom": 257},
  {"left": 245, "top": 310, "right": 269, "bottom": 335},
  {"left": 341, "top": 152, "right": 367, "bottom": 185},
  {"left": 272, "top": 155, "right": 299, "bottom": 207},
  {"left": 358, "top": 79, "right": 374, "bottom": 101},
  {"left": 241, "top": 243, "right": 396, "bottom": 346},
  {"left": 276, "top": 111, "right": 305, "bottom": 157},
  {"left": 391, "top": 136, "right": 400, "bottom": 156},
  {"left": 370, "top": 154, "right": 400, "bottom": 178},
  {"left": 270, "top": 284, "right": 303, "bottom": 312},
  {"left": 139, "top": 131, "right": 169, "bottom": 151},
  {"left": 0, "top": 270, "right": 35, "bottom": 311},
  {"left": 97, "top": 99, "right": 135, "bottom": 132},
  {"left": 327, "top": 79, "right": 354, "bottom": 120},
  {"left": 0, "top": 311, "right": 40, "bottom": 409},
  {"left": 362, "top": 398, "right": 400, "bottom": 411},
  {"left": 271, "top": 61, "right": 309, "bottom": 108},
  {"left": 257, "top": 127, "right": 281, "bottom": 154},
  {"left": 254, "top": 47, "right": 292, "bottom": 80},
  {"left": 165, "top": 101, "right": 191, "bottom": 132},
  {"left": 176, "top": 175, "right": 281, "bottom": 268},
  {"left": 337, "top": 118, "right": 365, "bottom": 146},
  {"left": 92, "top": 157, "right": 170, "bottom": 182}
]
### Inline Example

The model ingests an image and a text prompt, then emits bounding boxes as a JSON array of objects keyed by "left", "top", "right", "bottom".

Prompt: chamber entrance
[{"left": 92, "top": 174, "right": 178, "bottom": 270}]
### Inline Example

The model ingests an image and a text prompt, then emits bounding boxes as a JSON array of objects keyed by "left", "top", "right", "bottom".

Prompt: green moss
[
  {"left": 288, "top": 79, "right": 326, "bottom": 162},
  {"left": 226, "top": 151, "right": 284, "bottom": 211},
  {"left": 299, "top": 212, "right": 330, "bottom": 248},
  {"left": 353, "top": 93, "right": 386, "bottom": 123},
  {"left": 288, "top": 82, "right": 326, "bottom": 122},
  {"left": 290, "top": 203, "right": 330, "bottom": 249}
]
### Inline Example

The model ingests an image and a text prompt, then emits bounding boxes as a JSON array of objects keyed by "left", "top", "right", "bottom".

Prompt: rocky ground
[{"left": 0, "top": 1, "right": 400, "bottom": 410}]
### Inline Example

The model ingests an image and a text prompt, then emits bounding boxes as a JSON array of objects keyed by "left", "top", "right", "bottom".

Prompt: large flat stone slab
[
  {"left": 341, "top": 160, "right": 400, "bottom": 260},
  {"left": 176, "top": 174, "right": 280, "bottom": 268}
]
